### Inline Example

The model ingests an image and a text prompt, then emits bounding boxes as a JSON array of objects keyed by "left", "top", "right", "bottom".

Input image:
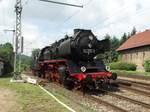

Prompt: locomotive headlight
[
  {"left": 106, "top": 66, "right": 110, "bottom": 71},
  {"left": 89, "top": 35, "right": 93, "bottom": 40},
  {"left": 81, "top": 66, "right": 86, "bottom": 72}
]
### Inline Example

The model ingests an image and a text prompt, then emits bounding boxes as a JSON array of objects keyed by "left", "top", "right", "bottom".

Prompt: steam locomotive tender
[{"left": 34, "top": 29, "right": 117, "bottom": 90}]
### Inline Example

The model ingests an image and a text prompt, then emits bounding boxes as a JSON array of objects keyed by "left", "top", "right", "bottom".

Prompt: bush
[
  {"left": 109, "top": 62, "right": 137, "bottom": 71},
  {"left": 4, "top": 62, "right": 13, "bottom": 74},
  {"left": 144, "top": 60, "right": 150, "bottom": 72}
]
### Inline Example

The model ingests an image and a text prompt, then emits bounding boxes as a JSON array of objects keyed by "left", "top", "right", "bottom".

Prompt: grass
[
  {"left": 45, "top": 84, "right": 96, "bottom": 112},
  {"left": 0, "top": 75, "right": 69, "bottom": 112},
  {"left": 111, "top": 70, "right": 150, "bottom": 76}
]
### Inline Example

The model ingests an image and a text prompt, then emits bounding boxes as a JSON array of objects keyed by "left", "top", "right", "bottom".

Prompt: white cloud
[
  {"left": 22, "top": 23, "right": 55, "bottom": 55},
  {"left": 1, "top": 0, "right": 150, "bottom": 56}
]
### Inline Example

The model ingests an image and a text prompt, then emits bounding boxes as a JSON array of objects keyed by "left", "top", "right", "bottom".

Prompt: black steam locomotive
[{"left": 33, "top": 29, "right": 117, "bottom": 89}]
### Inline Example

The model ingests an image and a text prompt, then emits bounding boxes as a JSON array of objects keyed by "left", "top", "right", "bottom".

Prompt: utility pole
[{"left": 12, "top": 0, "right": 23, "bottom": 80}]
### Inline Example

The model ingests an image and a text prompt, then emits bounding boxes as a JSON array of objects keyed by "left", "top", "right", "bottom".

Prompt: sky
[{"left": 0, "top": 0, "right": 150, "bottom": 56}]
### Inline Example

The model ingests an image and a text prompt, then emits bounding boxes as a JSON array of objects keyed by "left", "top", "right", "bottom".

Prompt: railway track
[
  {"left": 118, "top": 84, "right": 150, "bottom": 97},
  {"left": 98, "top": 88, "right": 150, "bottom": 109},
  {"left": 51, "top": 82, "right": 150, "bottom": 112},
  {"left": 76, "top": 91, "right": 127, "bottom": 112},
  {"left": 117, "top": 80, "right": 150, "bottom": 90},
  {"left": 55, "top": 83, "right": 128, "bottom": 111},
  {"left": 46, "top": 82, "right": 127, "bottom": 112},
  {"left": 118, "top": 74, "right": 150, "bottom": 81},
  {"left": 113, "top": 80, "right": 150, "bottom": 97},
  {"left": 116, "top": 79, "right": 150, "bottom": 94},
  {"left": 118, "top": 79, "right": 150, "bottom": 87}
]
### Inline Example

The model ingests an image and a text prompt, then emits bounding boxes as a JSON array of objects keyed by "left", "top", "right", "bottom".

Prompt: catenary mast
[{"left": 13, "top": 0, "right": 22, "bottom": 79}]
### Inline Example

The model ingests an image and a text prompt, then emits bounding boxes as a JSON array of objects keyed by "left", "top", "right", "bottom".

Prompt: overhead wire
[
  {"left": 93, "top": 6, "right": 150, "bottom": 31},
  {"left": 55, "top": 0, "right": 93, "bottom": 35},
  {"left": 92, "top": 5, "right": 130, "bottom": 30},
  {"left": 22, "top": 0, "right": 30, "bottom": 7}
]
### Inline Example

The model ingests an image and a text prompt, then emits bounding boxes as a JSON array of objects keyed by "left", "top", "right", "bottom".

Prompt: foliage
[
  {"left": 30, "top": 48, "right": 40, "bottom": 69},
  {"left": 110, "top": 36, "right": 120, "bottom": 50},
  {"left": 0, "top": 43, "right": 13, "bottom": 73},
  {"left": 111, "top": 70, "right": 150, "bottom": 76},
  {"left": 144, "top": 60, "right": 150, "bottom": 72},
  {"left": 31, "top": 48, "right": 40, "bottom": 60},
  {"left": 120, "top": 33, "right": 128, "bottom": 46},
  {"left": 19, "top": 55, "right": 32, "bottom": 72},
  {"left": 130, "top": 27, "right": 137, "bottom": 36},
  {"left": 0, "top": 43, "right": 13, "bottom": 62},
  {"left": 109, "top": 62, "right": 137, "bottom": 71},
  {"left": 101, "top": 27, "right": 137, "bottom": 63},
  {"left": 102, "top": 35, "right": 120, "bottom": 62}
]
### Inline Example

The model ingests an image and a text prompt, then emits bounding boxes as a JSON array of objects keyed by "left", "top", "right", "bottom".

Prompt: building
[
  {"left": 117, "top": 29, "right": 150, "bottom": 71},
  {"left": 0, "top": 57, "right": 4, "bottom": 76}
]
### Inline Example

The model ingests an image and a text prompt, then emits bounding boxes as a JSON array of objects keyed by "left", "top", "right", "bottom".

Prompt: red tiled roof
[{"left": 117, "top": 29, "right": 150, "bottom": 51}]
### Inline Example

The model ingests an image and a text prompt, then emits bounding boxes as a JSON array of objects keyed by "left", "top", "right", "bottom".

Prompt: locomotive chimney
[
  {"left": 74, "top": 29, "right": 81, "bottom": 34},
  {"left": 74, "top": 29, "right": 92, "bottom": 35}
]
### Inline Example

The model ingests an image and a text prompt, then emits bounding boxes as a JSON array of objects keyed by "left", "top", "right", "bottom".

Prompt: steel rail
[
  {"left": 118, "top": 80, "right": 150, "bottom": 90},
  {"left": 47, "top": 83, "right": 127, "bottom": 112},
  {"left": 118, "top": 79, "right": 150, "bottom": 87},
  {"left": 118, "top": 84, "right": 150, "bottom": 97},
  {"left": 100, "top": 89, "right": 150, "bottom": 109},
  {"left": 75, "top": 91, "right": 127, "bottom": 112},
  {"left": 118, "top": 74, "right": 150, "bottom": 80}
]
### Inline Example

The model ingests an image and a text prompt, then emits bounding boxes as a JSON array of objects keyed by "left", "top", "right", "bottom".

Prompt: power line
[
  {"left": 55, "top": 10, "right": 80, "bottom": 29},
  {"left": 93, "top": 7, "right": 150, "bottom": 31},
  {"left": 92, "top": 5, "right": 130, "bottom": 29},
  {"left": 55, "top": 0, "right": 93, "bottom": 31},
  {"left": 22, "top": 0, "right": 30, "bottom": 7},
  {"left": 39, "top": 0, "right": 83, "bottom": 8}
]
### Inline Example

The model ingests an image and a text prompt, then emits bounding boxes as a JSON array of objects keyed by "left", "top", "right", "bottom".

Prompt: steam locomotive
[{"left": 33, "top": 29, "right": 117, "bottom": 90}]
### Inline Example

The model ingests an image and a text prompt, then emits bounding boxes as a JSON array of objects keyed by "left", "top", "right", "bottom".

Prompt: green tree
[
  {"left": 120, "top": 33, "right": 128, "bottom": 45},
  {"left": 30, "top": 49, "right": 40, "bottom": 69},
  {"left": 0, "top": 43, "right": 14, "bottom": 73},
  {"left": 111, "top": 36, "right": 120, "bottom": 50},
  {"left": 20, "top": 55, "right": 32, "bottom": 72},
  {"left": 108, "top": 36, "right": 120, "bottom": 62},
  {"left": 98, "top": 35, "right": 120, "bottom": 62},
  {"left": 130, "top": 27, "right": 137, "bottom": 36},
  {"left": 0, "top": 43, "right": 13, "bottom": 62},
  {"left": 127, "top": 32, "right": 131, "bottom": 39},
  {"left": 31, "top": 49, "right": 40, "bottom": 60},
  {"left": 104, "top": 34, "right": 111, "bottom": 40}
]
